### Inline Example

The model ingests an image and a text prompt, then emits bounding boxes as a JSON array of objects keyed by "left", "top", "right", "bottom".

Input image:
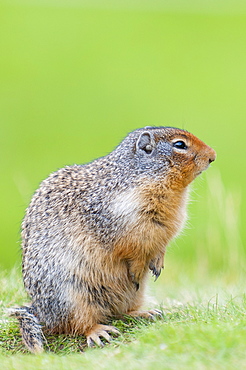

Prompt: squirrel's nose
[{"left": 208, "top": 149, "right": 216, "bottom": 164}]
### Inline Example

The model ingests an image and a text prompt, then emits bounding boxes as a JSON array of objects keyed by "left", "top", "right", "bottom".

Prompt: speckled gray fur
[
  {"left": 20, "top": 128, "right": 172, "bottom": 327},
  {"left": 9, "top": 126, "right": 216, "bottom": 353}
]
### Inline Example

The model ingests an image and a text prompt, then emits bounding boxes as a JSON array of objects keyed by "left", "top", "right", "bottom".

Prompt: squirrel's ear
[{"left": 136, "top": 131, "right": 155, "bottom": 154}]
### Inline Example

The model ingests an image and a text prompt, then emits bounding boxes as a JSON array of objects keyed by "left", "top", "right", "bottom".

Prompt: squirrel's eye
[{"left": 173, "top": 140, "right": 188, "bottom": 150}]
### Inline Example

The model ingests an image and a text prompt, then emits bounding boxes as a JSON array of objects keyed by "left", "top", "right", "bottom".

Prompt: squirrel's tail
[{"left": 8, "top": 306, "right": 44, "bottom": 354}]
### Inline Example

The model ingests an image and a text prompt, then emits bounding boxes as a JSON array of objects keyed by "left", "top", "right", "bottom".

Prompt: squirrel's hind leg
[
  {"left": 85, "top": 324, "right": 120, "bottom": 347},
  {"left": 8, "top": 306, "right": 44, "bottom": 354}
]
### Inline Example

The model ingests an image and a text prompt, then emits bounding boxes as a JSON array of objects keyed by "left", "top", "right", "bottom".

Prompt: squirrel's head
[{"left": 132, "top": 126, "right": 216, "bottom": 188}]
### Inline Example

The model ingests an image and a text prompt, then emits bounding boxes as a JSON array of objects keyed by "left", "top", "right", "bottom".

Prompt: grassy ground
[{"left": 1, "top": 269, "right": 246, "bottom": 369}]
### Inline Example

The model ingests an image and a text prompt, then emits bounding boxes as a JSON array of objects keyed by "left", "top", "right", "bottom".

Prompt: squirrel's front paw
[
  {"left": 86, "top": 324, "right": 120, "bottom": 347},
  {"left": 149, "top": 254, "right": 164, "bottom": 280},
  {"left": 129, "top": 271, "right": 140, "bottom": 290},
  {"left": 127, "top": 261, "right": 144, "bottom": 290}
]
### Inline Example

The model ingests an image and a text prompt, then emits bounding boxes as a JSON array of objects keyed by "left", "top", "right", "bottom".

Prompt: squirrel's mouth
[{"left": 195, "top": 155, "right": 215, "bottom": 177}]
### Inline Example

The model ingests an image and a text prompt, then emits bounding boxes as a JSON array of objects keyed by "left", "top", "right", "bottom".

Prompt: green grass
[{"left": 1, "top": 269, "right": 246, "bottom": 369}]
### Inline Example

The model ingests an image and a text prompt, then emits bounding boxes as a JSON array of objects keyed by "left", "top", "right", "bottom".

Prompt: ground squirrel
[{"left": 10, "top": 126, "right": 216, "bottom": 353}]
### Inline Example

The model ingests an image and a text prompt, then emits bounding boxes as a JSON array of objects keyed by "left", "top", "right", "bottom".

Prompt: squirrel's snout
[{"left": 207, "top": 148, "right": 216, "bottom": 164}]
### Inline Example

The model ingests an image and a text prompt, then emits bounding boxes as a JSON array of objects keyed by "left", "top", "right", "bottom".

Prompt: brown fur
[{"left": 10, "top": 126, "right": 216, "bottom": 352}]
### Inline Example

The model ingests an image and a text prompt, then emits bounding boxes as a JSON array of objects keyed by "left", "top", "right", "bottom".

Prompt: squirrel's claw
[
  {"left": 87, "top": 336, "right": 104, "bottom": 348},
  {"left": 127, "top": 309, "right": 163, "bottom": 320},
  {"left": 86, "top": 324, "right": 120, "bottom": 347},
  {"left": 148, "top": 309, "right": 163, "bottom": 319},
  {"left": 149, "top": 254, "right": 165, "bottom": 281},
  {"left": 149, "top": 263, "right": 161, "bottom": 281}
]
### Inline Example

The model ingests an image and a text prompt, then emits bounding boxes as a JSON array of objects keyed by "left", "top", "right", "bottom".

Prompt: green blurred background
[{"left": 1, "top": 0, "right": 246, "bottom": 284}]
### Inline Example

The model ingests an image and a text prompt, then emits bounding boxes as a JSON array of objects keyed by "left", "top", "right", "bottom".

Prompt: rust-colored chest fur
[{"left": 111, "top": 179, "right": 188, "bottom": 284}]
